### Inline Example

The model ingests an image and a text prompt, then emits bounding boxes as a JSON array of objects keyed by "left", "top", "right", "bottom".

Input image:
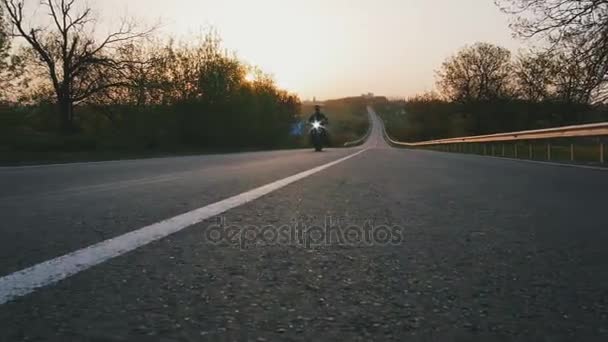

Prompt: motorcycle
[{"left": 309, "top": 119, "right": 328, "bottom": 152}]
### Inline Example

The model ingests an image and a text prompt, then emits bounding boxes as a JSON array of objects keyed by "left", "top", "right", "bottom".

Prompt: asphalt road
[{"left": 0, "top": 109, "right": 607, "bottom": 341}]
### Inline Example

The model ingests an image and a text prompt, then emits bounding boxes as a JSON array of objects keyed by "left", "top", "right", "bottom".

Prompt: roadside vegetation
[
  {"left": 0, "top": 1, "right": 372, "bottom": 165},
  {"left": 377, "top": 0, "right": 608, "bottom": 143}
]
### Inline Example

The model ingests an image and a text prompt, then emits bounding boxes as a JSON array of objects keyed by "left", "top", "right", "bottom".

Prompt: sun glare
[{"left": 245, "top": 72, "right": 255, "bottom": 83}]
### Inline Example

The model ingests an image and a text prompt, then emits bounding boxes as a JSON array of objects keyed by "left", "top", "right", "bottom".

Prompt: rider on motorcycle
[
  {"left": 308, "top": 105, "right": 329, "bottom": 147},
  {"left": 308, "top": 105, "right": 329, "bottom": 128}
]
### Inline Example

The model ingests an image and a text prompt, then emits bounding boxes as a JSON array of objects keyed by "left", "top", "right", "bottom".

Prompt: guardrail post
[
  {"left": 570, "top": 144, "right": 575, "bottom": 161},
  {"left": 502, "top": 144, "right": 505, "bottom": 157},
  {"left": 483, "top": 145, "right": 487, "bottom": 155},
  {"left": 529, "top": 144, "right": 533, "bottom": 159},
  {"left": 515, "top": 143, "right": 518, "bottom": 159},
  {"left": 601, "top": 142, "right": 605, "bottom": 163},
  {"left": 491, "top": 145, "right": 495, "bottom": 156},
  {"left": 547, "top": 142, "right": 551, "bottom": 161}
]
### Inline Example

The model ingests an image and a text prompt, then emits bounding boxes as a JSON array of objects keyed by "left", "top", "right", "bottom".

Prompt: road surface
[{"left": 0, "top": 108, "right": 607, "bottom": 341}]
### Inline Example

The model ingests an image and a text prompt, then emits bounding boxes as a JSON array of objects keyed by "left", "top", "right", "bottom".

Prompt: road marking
[{"left": 0, "top": 148, "right": 369, "bottom": 305}]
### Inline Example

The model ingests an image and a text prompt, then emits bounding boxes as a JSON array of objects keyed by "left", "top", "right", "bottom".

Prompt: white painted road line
[{"left": 0, "top": 148, "right": 369, "bottom": 305}]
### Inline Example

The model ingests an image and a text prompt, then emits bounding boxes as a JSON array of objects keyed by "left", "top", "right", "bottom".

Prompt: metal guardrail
[{"left": 383, "top": 119, "right": 608, "bottom": 164}]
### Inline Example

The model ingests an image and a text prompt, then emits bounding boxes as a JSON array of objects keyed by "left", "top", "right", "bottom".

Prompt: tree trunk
[{"left": 58, "top": 96, "right": 74, "bottom": 134}]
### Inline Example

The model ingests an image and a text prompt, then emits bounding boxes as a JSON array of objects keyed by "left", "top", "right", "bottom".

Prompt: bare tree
[
  {"left": 553, "top": 49, "right": 601, "bottom": 104},
  {"left": 496, "top": 0, "right": 608, "bottom": 42},
  {"left": 0, "top": 5, "right": 8, "bottom": 61},
  {"left": 497, "top": 0, "right": 608, "bottom": 103},
  {"left": 0, "top": 4, "right": 11, "bottom": 100},
  {"left": 1, "top": 0, "right": 154, "bottom": 132},
  {"left": 436, "top": 42, "right": 513, "bottom": 103},
  {"left": 513, "top": 50, "right": 557, "bottom": 101},
  {"left": 92, "top": 42, "right": 163, "bottom": 107}
]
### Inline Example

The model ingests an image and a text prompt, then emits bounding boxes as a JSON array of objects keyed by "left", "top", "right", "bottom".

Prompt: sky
[{"left": 98, "top": 0, "right": 525, "bottom": 100}]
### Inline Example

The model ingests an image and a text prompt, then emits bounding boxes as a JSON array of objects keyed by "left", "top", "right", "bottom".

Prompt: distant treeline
[
  {"left": 378, "top": 0, "right": 608, "bottom": 142},
  {"left": 375, "top": 96, "right": 608, "bottom": 143}
]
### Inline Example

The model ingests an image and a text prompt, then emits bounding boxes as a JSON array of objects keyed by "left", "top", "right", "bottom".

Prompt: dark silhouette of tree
[
  {"left": 1, "top": 0, "right": 154, "bottom": 132},
  {"left": 78, "top": 32, "right": 301, "bottom": 149},
  {"left": 0, "top": 4, "right": 327, "bottom": 160},
  {"left": 436, "top": 42, "right": 512, "bottom": 103},
  {"left": 513, "top": 50, "right": 557, "bottom": 101},
  {"left": 0, "top": 5, "right": 11, "bottom": 100},
  {"left": 0, "top": 5, "right": 8, "bottom": 62},
  {"left": 553, "top": 49, "right": 600, "bottom": 104},
  {"left": 513, "top": 48, "right": 600, "bottom": 104},
  {"left": 497, "top": 0, "right": 608, "bottom": 102}
]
